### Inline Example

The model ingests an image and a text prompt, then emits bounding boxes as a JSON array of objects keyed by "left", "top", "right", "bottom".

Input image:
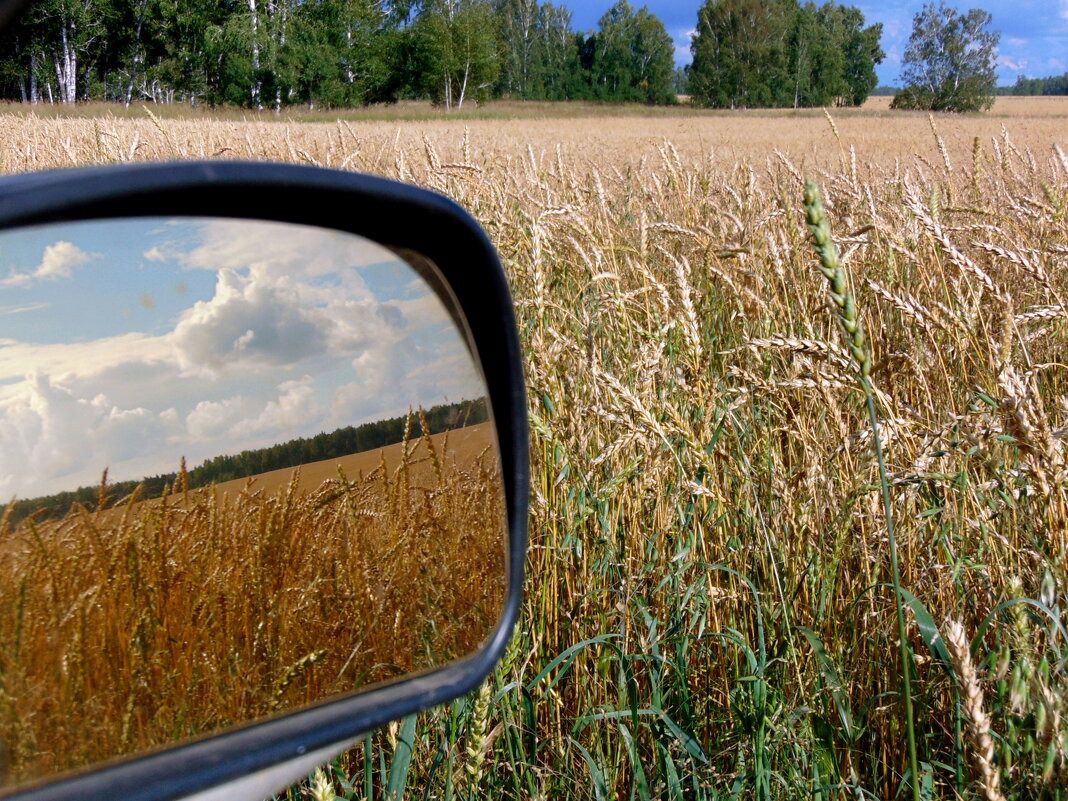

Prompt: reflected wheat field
[{"left": 0, "top": 422, "right": 504, "bottom": 786}]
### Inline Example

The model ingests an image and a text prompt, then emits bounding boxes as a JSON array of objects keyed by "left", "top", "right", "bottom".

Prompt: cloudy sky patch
[
  {"left": 0, "top": 240, "right": 96, "bottom": 289},
  {"left": 0, "top": 218, "right": 486, "bottom": 498}
]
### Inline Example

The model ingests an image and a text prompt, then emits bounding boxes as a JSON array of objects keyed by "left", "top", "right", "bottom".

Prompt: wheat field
[{"left": 0, "top": 100, "right": 1066, "bottom": 799}]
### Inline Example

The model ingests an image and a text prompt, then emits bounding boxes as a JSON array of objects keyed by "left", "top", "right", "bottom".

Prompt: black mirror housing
[{"left": 0, "top": 161, "right": 527, "bottom": 801}]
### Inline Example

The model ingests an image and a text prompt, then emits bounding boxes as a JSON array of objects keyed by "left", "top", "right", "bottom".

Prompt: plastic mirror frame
[{"left": 0, "top": 161, "right": 528, "bottom": 801}]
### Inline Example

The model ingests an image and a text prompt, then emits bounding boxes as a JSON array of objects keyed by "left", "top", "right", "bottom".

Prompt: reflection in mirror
[{"left": 0, "top": 218, "right": 506, "bottom": 789}]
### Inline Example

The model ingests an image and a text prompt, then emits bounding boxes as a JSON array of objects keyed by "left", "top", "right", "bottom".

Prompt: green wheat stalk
[{"left": 803, "top": 180, "right": 921, "bottom": 801}]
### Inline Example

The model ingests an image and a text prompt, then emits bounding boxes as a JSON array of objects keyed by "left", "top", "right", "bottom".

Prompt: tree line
[
  {"left": 0, "top": 0, "right": 890, "bottom": 110},
  {"left": 0, "top": 0, "right": 679, "bottom": 109},
  {"left": 1002, "top": 73, "right": 1068, "bottom": 96},
  {"left": 6, "top": 397, "right": 488, "bottom": 525}
]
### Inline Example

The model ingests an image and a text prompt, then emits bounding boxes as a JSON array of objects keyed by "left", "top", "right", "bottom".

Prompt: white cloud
[
  {"left": 186, "top": 377, "right": 321, "bottom": 445},
  {"left": 238, "top": 377, "right": 320, "bottom": 438},
  {"left": 1000, "top": 55, "right": 1028, "bottom": 71},
  {"left": 38, "top": 241, "right": 90, "bottom": 279},
  {"left": 0, "top": 374, "right": 178, "bottom": 498},
  {"left": 186, "top": 395, "right": 255, "bottom": 440},
  {"left": 0, "top": 332, "right": 171, "bottom": 386},
  {"left": 0, "top": 241, "right": 96, "bottom": 289},
  {"left": 143, "top": 245, "right": 173, "bottom": 262},
  {"left": 178, "top": 220, "right": 382, "bottom": 292},
  {"left": 172, "top": 268, "right": 329, "bottom": 373},
  {"left": 1007, "top": 37, "right": 1028, "bottom": 47}
]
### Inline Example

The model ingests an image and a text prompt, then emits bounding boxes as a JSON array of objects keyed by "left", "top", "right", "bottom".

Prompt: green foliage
[
  {"left": 689, "top": 0, "right": 882, "bottom": 109},
  {"left": 289, "top": 0, "right": 404, "bottom": 107},
  {"left": 0, "top": 0, "right": 688, "bottom": 108},
  {"left": 891, "top": 2, "right": 999, "bottom": 113},
  {"left": 411, "top": 0, "right": 500, "bottom": 109},
  {"left": 1005, "top": 72, "right": 1068, "bottom": 96}
]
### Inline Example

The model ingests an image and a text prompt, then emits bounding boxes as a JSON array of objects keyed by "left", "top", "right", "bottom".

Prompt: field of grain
[
  {"left": 0, "top": 99, "right": 1066, "bottom": 799},
  {"left": 0, "top": 422, "right": 505, "bottom": 787}
]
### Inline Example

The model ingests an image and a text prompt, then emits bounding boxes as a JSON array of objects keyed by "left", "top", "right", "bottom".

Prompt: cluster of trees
[
  {"left": 0, "top": 0, "right": 677, "bottom": 109},
  {"left": 1003, "top": 73, "right": 1068, "bottom": 96},
  {"left": 9, "top": 397, "right": 487, "bottom": 525},
  {"left": 0, "top": 0, "right": 1014, "bottom": 113},
  {"left": 687, "top": 0, "right": 884, "bottom": 109}
]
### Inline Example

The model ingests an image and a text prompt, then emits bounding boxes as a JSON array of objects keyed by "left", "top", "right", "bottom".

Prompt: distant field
[
  {"left": 201, "top": 421, "right": 495, "bottom": 499},
  {"left": 1, "top": 96, "right": 1065, "bottom": 178},
  {"left": 860, "top": 94, "right": 1068, "bottom": 116},
  {"left": 1, "top": 94, "right": 1065, "bottom": 123}
]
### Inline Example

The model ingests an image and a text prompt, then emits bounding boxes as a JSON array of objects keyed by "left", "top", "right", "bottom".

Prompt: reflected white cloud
[
  {"left": 173, "top": 268, "right": 328, "bottom": 373},
  {"left": 0, "top": 302, "right": 49, "bottom": 316},
  {"left": 0, "top": 240, "right": 96, "bottom": 289},
  {"left": 0, "top": 374, "right": 176, "bottom": 499}
]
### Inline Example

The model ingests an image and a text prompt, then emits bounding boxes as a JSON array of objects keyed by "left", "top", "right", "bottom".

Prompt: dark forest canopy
[
  {"left": 6, "top": 397, "right": 489, "bottom": 526},
  {"left": 0, "top": 0, "right": 678, "bottom": 109},
  {"left": 0, "top": 0, "right": 884, "bottom": 110}
]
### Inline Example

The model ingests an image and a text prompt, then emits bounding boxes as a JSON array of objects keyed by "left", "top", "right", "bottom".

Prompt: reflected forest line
[{"left": 5, "top": 398, "right": 488, "bottom": 527}]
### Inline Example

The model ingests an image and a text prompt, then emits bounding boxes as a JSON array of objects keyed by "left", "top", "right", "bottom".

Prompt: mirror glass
[{"left": 0, "top": 217, "right": 506, "bottom": 788}]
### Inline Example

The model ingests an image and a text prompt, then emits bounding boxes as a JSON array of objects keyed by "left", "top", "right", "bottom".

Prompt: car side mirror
[{"left": 0, "top": 162, "right": 527, "bottom": 801}]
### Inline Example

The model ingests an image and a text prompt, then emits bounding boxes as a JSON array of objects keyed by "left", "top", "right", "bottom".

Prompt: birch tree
[
  {"left": 413, "top": 0, "right": 498, "bottom": 110},
  {"left": 892, "top": 2, "right": 998, "bottom": 112},
  {"left": 24, "top": 0, "right": 114, "bottom": 103},
  {"left": 495, "top": 0, "right": 577, "bottom": 100}
]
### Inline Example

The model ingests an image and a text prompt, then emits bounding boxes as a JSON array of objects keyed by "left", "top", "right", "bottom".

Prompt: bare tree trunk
[
  {"left": 124, "top": 0, "right": 149, "bottom": 108},
  {"left": 457, "top": 61, "right": 469, "bottom": 110},
  {"left": 344, "top": 28, "right": 354, "bottom": 84},
  {"left": 54, "top": 22, "right": 78, "bottom": 104},
  {"left": 272, "top": 0, "right": 288, "bottom": 114},
  {"left": 248, "top": 0, "right": 262, "bottom": 108},
  {"left": 29, "top": 53, "right": 39, "bottom": 103}
]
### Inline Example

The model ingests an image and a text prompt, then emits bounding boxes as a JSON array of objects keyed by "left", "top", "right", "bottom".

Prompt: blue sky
[{"left": 569, "top": 0, "right": 1068, "bottom": 86}]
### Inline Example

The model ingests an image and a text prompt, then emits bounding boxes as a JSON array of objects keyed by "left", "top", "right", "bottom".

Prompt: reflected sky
[{"left": 0, "top": 218, "right": 485, "bottom": 498}]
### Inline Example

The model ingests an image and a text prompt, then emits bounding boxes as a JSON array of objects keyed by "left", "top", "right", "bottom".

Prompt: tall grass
[{"left": 0, "top": 107, "right": 1065, "bottom": 798}]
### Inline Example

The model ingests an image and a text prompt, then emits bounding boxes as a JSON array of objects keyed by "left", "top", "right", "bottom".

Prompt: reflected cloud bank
[{"left": 0, "top": 217, "right": 484, "bottom": 498}]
